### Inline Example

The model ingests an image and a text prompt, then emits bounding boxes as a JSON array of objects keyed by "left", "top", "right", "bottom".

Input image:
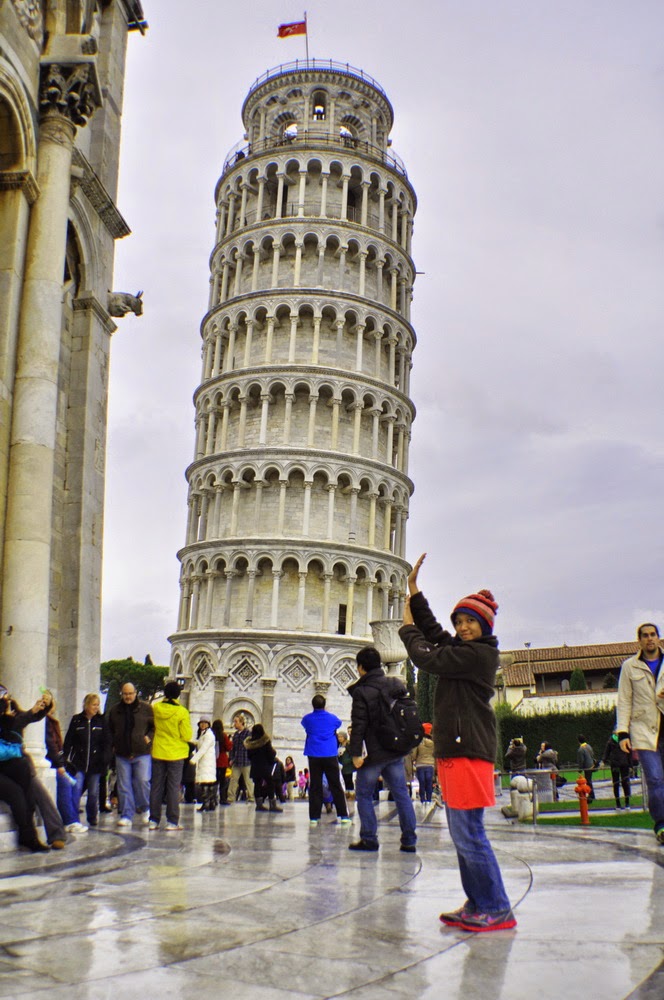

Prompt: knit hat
[
  {"left": 422, "top": 722, "right": 432, "bottom": 736},
  {"left": 451, "top": 589, "right": 498, "bottom": 635}
]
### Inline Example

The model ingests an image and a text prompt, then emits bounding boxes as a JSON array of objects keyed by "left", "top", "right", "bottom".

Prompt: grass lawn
[
  {"left": 537, "top": 811, "right": 652, "bottom": 830},
  {"left": 539, "top": 796, "right": 644, "bottom": 813}
]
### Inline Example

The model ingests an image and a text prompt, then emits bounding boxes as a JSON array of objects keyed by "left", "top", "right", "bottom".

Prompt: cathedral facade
[
  {"left": 0, "top": 0, "right": 145, "bottom": 749},
  {"left": 170, "top": 62, "right": 418, "bottom": 754}
]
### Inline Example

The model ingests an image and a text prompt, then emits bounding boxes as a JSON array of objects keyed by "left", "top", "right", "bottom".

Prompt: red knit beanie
[{"left": 451, "top": 589, "right": 498, "bottom": 635}]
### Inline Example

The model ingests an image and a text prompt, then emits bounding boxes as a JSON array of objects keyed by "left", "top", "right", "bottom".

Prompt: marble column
[
  {"left": 1, "top": 65, "right": 99, "bottom": 722},
  {"left": 261, "top": 678, "right": 277, "bottom": 734}
]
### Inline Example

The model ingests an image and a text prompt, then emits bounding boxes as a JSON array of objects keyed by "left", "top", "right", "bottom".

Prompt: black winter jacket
[
  {"left": 108, "top": 698, "right": 155, "bottom": 758},
  {"left": 348, "top": 668, "right": 411, "bottom": 765},
  {"left": 244, "top": 732, "right": 277, "bottom": 783},
  {"left": 399, "top": 590, "right": 499, "bottom": 763},
  {"left": 63, "top": 712, "right": 111, "bottom": 775},
  {"left": 603, "top": 737, "right": 631, "bottom": 769}
]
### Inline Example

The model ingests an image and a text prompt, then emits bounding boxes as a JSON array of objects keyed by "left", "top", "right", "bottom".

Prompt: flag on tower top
[{"left": 278, "top": 20, "right": 307, "bottom": 38}]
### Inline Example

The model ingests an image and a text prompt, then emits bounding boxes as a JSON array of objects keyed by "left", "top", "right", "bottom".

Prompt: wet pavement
[{"left": 1, "top": 799, "right": 663, "bottom": 999}]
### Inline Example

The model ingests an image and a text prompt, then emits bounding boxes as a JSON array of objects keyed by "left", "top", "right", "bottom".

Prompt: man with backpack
[{"left": 347, "top": 646, "right": 418, "bottom": 853}]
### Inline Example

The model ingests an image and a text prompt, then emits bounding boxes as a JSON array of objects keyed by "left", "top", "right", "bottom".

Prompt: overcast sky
[{"left": 103, "top": 0, "right": 664, "bottom": 666}]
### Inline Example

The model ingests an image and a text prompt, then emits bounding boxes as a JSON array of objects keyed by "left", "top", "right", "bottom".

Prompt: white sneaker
[
  {"left": 139, "top": 813, "right": 150, "bottom": 825},
  {"left": 117, "top": 817, "right": 132, "bottom": 827},
  {"left": 147, "top": 820, "right": 159, "bottom": 831},
  {"left": 165, "top": 823, "right": 183, "bottom": 832},
  {"left": 65, "top": 822, "right": 88, "bottom": 834}
]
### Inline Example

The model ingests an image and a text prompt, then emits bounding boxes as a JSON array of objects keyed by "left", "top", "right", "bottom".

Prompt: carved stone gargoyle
[{"left": 108, "top": 290, "right": 143, "bottom": 317}]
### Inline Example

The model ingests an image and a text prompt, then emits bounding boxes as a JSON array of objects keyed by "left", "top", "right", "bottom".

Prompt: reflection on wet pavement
[{"left": 1, "top": 801, "right": 664, "bottom": 999}]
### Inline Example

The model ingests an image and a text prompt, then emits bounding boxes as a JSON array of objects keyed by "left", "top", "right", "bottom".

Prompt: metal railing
[
  {"left": 245, "top": 60, "right": 390, "bottom": 101},
  {"left": 222, "top": 131, "right": 408, "bottom": 179}
]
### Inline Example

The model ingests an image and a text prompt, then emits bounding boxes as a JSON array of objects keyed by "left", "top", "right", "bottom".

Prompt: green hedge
[{"left": 495, "top": 702, "right": 616, "bottom": 769}]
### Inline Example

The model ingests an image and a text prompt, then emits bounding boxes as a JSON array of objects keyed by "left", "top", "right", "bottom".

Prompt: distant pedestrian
[
  {"left": 412, "top": 723, "right": 435, "bottom": 804},
  {"left": 191, "top": 718, "right": 218, "bottom": 812},
  {"left": 148, "top": 681, "right": 192, "bottom": 831},
  {"left": 577, "top": 735, "right": 596, "bottom": 802},
  {"left": 227, "top": 714, "right": 254, "bottom": 803},
  {"left": 107, "top": 683, "right": 154, "bottom": 828},
  {"left": 301, "top": 695, "right": 350, "bottom": 826},
  {"left": 212, "top": 719, "right": 232, "bottom": 805},
  {"left": 505, "top": 738, "right": 527, "bottom": 774},
  {"left": 284, "top": 755, "right": 297, "bottom": 800},
  {"left": 347, "top": 647, "right": 417, "bottom": 853},
  {"left": 601, "top": 733, "right": 631, "bottom": 811},
  {"left": 244, "top": 724, "right": 283, "bottom": 812},
  {"left": 64, "top": 693, "right": 111, "bottom": 828},
  {"left": 617, "top": 623, "right": 664, "bottom": 842}
]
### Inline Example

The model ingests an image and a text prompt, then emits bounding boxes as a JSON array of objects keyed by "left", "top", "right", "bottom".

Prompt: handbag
[{"left": 0, "top": 731, "right": 23, "bottom": 762}]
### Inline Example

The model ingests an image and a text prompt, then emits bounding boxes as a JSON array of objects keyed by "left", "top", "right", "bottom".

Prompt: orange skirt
[{"left": 437, "top": 757, "right": 496, "bottom": 810}]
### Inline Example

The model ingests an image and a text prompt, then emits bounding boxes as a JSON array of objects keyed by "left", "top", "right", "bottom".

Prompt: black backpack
[{"left": 376, "top": 688, "right": 424, "bottom": 754}]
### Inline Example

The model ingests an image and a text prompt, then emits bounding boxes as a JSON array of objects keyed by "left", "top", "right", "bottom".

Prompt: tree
[
  {"left": 602, "top": 672, "right": 618, "bottom": 690},
  {"left": 100, "top": 658, "right": 170, "bottom": 702},
  {"left": 569, "top": 667, "right": 588, "bottom": 691}
]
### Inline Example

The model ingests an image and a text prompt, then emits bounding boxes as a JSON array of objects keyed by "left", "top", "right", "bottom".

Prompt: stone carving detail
[
  {"left": 280, "top": 654, "right": 314, "bottom": 692},
  {"left": 11, "top": 0, "right": 43, "bottom": 42},
  {"left": 108, "top": 291, "right": 144, "bottom": 317},
  {"left": 39, "top": 63, "right": 97, "bottom": 126},
  {"left": 331, "top": 659, "right": 356, "bottom": 693},
  {"left": 193, "top": 652, "right": 214, "bottom": 690},
  {"left": 229, "top": 654, "right": 261, "bottom": 691}
]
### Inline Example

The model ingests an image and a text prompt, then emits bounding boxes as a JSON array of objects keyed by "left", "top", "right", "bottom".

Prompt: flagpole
[{"left": 304, "top": 11, "right": 309, "bottom": 63}]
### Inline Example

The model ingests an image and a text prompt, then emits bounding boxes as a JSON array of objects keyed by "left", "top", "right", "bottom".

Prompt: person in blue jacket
[{"left": 301, "top": 695, "right": 351, "bottom": 826}]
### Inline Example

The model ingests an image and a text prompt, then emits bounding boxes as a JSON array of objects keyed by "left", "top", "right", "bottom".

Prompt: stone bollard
[{"left": 510, "top": 775, "right": 537, "bottom": 821}]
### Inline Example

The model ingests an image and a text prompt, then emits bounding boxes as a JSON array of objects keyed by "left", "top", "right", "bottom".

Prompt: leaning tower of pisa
[{"left": 169, "top": 60, "right": 418, "bottom": 754}]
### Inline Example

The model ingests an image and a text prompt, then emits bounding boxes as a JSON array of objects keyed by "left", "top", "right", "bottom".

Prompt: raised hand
[{"left": 407, "top": 552, "right": 426, "bottom": 595}]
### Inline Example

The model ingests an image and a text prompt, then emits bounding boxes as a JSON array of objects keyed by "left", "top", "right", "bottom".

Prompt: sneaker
[
  {"left": 348, "top": 840, "right": 379, "bottom": 852},
  {"left": 117, "top": 817, "right": 132, "bottom": 827},
  {"left": 624, "top": 805, "right": 631, "bottom": 811},
  {"left": 148, "top": 821, "right": 159, "bottom": 831},
  {"left": 309, "top": 819, "right": 320, "bottom": 826},
  {"left": 139, "top": 813, "right": 150, "bottom": 825},
  {"left": 459, "top": 908, "right": 517, "bottom": 933},
  {"left": 400, "top": 843, "right": 417, "bottom": 853},
  {"left": 49, "top": 839, "right": 66, "bottom": 850},
  {"left": 339, "top": 818, "right": 353, "bottom": 826},
  {"left": 439, "top": 903, "right": 474, "bottom": 928},
  {"left": 165, "top": 823, "right": 183, "bottom": 832},
  {"left": 65, "top": 822, "right": 88, "bottom": 834}
]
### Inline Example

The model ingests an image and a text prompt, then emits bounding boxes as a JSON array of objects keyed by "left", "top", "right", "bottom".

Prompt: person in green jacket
[{"left": 148, "top": 681, "right": 192, "bottom": 831}]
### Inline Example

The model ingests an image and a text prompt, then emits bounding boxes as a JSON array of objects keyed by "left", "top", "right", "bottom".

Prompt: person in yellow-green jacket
[{"left": 148, "top": 681, "right": 192, "bottom": 831}]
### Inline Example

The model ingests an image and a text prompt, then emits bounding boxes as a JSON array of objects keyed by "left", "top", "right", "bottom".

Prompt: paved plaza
[{"left": 1, "top": 799, "right": 663, "bottom": 1000}]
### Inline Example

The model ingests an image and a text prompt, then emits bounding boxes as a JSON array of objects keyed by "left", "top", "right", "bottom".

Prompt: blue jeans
[
  {"left": 115, "top": 755, "right": 151, "bottom": 820},
  {"left": 445, "top": 804, "right": 511, "bottom": 914},
  {"left": 416, "top": 765, "right": 434, "bottom": 802},
  {"left": 150, "top": 758, "right": 185, "bottom": 826},
  {"left": 355, "top": 757, "right": 416, "bottom": 847},
  {"left": 72, "top": 772, "right": 100, "bottom": 824},
  {"left": 55, "top": 771, "right": 78, "bottom": 826},
  {"left": 637, "top": 740, "right": 664, "bottom": 830}
]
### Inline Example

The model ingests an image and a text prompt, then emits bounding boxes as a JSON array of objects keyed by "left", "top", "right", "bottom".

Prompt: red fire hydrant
[{"left": 575, "top": 774, "right": 591, "bottom": 826}]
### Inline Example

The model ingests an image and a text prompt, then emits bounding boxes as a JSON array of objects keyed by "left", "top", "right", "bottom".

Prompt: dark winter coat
[
  {"left": 347, "top": 668, "right": 411, "bottom": 765},
  {"left": 63, "top": 712, "right": 111, "bottom": 775},
  {"left": 44, "top": 715, "right": 66, "bottom": 769},
  {"left": 244, "top": 731, "right": 277, "bottom": 784},
  {"left": 108, "top": 698, "right": 155, "bottom": 758},
  {"left": 505, "top": 742, "right": 527, "bottom": 773},
  {"left": 399, "top": 590, "right": 499, "bottom": 763},
  {"left": 603, "top": 736, "right": 631, "bottom": 769}
]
